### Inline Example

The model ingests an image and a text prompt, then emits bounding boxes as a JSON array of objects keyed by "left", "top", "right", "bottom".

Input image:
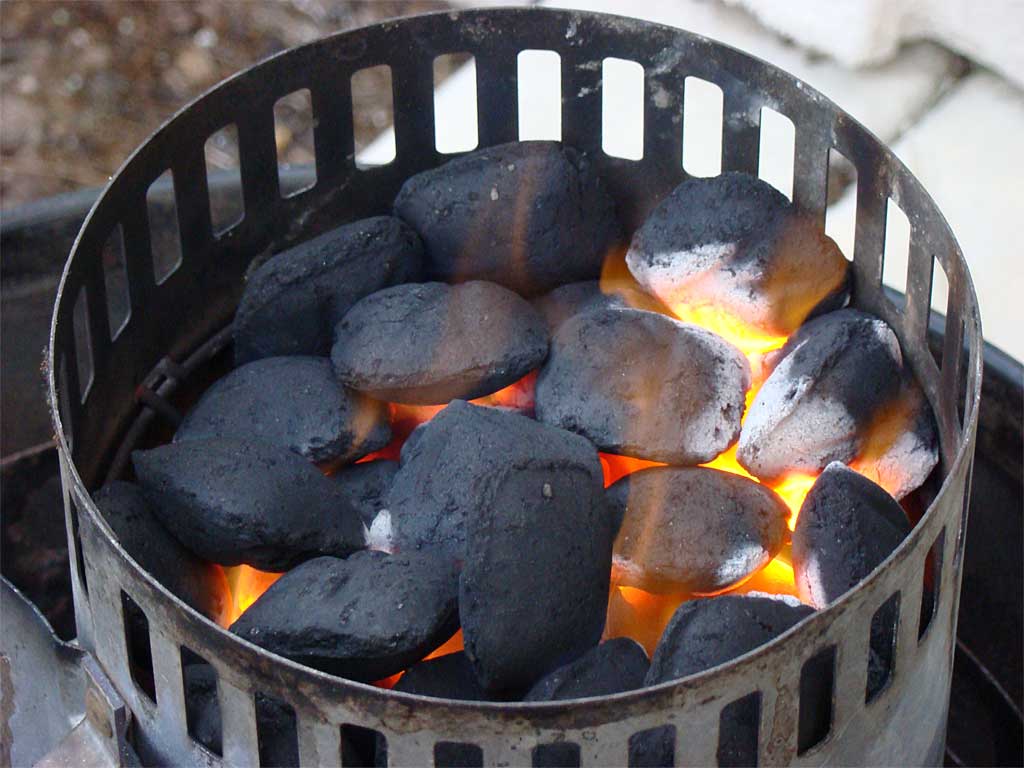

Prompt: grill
[{"left": 45, "top": 7, "right": 982, "bottom": 766}]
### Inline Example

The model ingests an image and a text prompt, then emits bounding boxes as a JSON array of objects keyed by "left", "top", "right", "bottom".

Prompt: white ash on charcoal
[
  {"left": 531, "top": 280, "right": 666, "bottom": 332},
  {"left": 331, "top": 281, "right": 549, "bottom": 405},
  {"left": 535, "top": 308, "right": 750, "bottom": 464},
  {"left": 393, "top": 141, "right": 622, "bottom": 297},
  {"left": 392, "top": 651, "right": 488, "bottom": 701},
  {"left": 93, "top": 482, "right": 229, "bottom": 623},
  {"left": 385, "top": 400, "right": 606, "bottom": 563},
  {"left": 792, "top": 462, "right": 911, "bottom": 609},
  {"left": 183, "top": 664, "right": 299, "bottom": 765},
  {"left": 607, "top": 467, "right": 789, "bottom": 595},
  {"left": 230, "top": 550, "right": 459, "bottom": 682},
  {"left": 132, "top": 438, "right": 365, "bottom": 571},
  {"left": 642, "top": 595, "right": 821, "bottom": 767},
  {"left": 626, "top": 172, "right": 849, "bottom": 337},
  {"left": 329, "top": 460, "right": 399, "bottom": 529},
  {"left": 233, "top": 216, "right": 423, "bottom": 364},
  {"left": 523, "top": 638, "right": 649, "bottom": 701},
  {"left": 459, "top": 448, "right": 612, "bottom": 694},
  {"left": 175, "top": 356, "right": 390, "bottom": 464},
  {"left": 738, "top": 309, "right": 903, "bottom": 480}
]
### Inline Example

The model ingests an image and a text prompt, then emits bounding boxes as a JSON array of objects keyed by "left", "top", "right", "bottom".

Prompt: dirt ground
[{"left": 0, "top": 1, "right": 452, "bottom": 210}]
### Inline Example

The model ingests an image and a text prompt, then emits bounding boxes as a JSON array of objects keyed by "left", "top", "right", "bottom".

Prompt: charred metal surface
[{"left": 45, "top": 7, "right": 982, "bottom": 767}]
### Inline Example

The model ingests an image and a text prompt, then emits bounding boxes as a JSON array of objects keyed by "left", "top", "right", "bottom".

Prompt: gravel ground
[{"left": 0, "top": 1, "right": 452, "bottom": 210}]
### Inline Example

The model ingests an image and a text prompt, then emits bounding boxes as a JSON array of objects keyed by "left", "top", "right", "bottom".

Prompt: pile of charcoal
[{"left": 93, "top": 140, "right": 938, "bottom": 755}]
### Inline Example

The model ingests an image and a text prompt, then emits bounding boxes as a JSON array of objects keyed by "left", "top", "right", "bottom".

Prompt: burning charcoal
[
  {"left": 332, "top": 281, "right": 549, "bottom": 405},
  {"left": 183, "top": 664, "right": 299, "bottom": 765},
  {"left": 393, "top": 141, "right": 622, "bottom": 297},
  {"left": 738, "top": 310, "right": 903, "bottom": 480},
  {"left": 535, "top": 308, "right": 750, "bottom": 464},
  {"left": 523, "top": 638, "right": 648, "bottom": 701},
  {"left": 230, "top": 550, "right": 459, "bottom": 682},
  {"left": 233, "top": 216, "right": 423, "bottom": 364},
  {"left": 626, "top": 172, "right": 849, "bottom": 338},
  {"left": 459, "top": 440, "right": 612, "bottom": 694},
  {"left": 647, "top": 594, "right": 813, "bottom": 684},
  {"left": 330, "top": 460, "right": 399, "bottom": 528},
  {"left": 175, "top": 356, "right": 390, "bottom": 464},
  {"left": 607, "top": 467, "right": 789, "bottom": 594},
  {"left": 532, "top": 280, "right": 666, "bottom": 332},
  {"left": 132, "top": 438, "right": 365, "bottom": 570},
  {"left": 93, "top": 482, "right": 230, "bottom": 623},
  {"left": 393, "top": 652, "right": 488, "bottom": 701},
  {"left": 853, "top": 380, "right": 939, "bottom": 500},
  {"left": 792, "top": 462, "right": 911, "bottom": 608},
  {"left": 386, "top": 400, "right": 606, "bottom": 563}
]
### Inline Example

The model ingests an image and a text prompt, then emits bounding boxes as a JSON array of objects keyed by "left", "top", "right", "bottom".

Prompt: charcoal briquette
[
  {"left": 329, "top": 459, "right": 399, "bottom": 528},
  {"left": 393, "top": 651, "right": 488, "bottom": 701},
  {"left": 523, "top": 638, "right": 648, "bottom": 701}
]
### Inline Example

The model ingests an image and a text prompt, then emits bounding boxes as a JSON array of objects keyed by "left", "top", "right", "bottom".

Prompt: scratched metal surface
[{"left": 46, "top": 8, "right": 982, "bottom": 766}]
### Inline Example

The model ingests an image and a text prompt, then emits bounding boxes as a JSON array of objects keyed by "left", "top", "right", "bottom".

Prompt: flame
[
  {"left": 667, "top": 303, "right": 788, "bottom": 358},
  {"left": 222, "top": 565, "right": 283, "bottom": 626},
  {"left": 373, "top": 630, "right": 465, "bottom": 690},
  {"left": 599, "top": 453, "right": 665, "bottom": 487}
]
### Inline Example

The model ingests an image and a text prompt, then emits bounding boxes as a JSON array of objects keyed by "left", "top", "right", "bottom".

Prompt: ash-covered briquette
[
  {"left": 93, "top": 482, "right": 229, "bottom": 623},
  {"left": 792, "top": 462, "right": 911, "bottom": 609},
  {"left": 386, "top": 400, "right": 606, "bottom": 563},
  {"left": 607, "top": 467, "right": 789, "bottom": 594},
  {"left": 738, "top": 309, "right": 903, "bottom": 480},
  {"left": 857, "top": 380, "right": 939, "bottom": 500},
  {"left": 393, "top": 141, "right": 622, "bottom": 297},
  {"left": 175, "top": 356, "right": 390, "bottom": 464},
  {"left": 535, "top": 308, "right": 750, "bottom": 464},
  {"left": 625, "top": 172, "right": 849, "bottom": 337},
  {"left": 329, "top": 460, "right": 399, "bottom": 528},
  {"left": 331, "top": 281, "right": 549, "bottom": 405},
  {"left": 132, "top": 438, "right": 365, "bottom": 571},
  {"left": 531, "top": 280, "right": 667, "bottom": 332},
  {"left": 230, "top": 550, "right": 459, "bottom": 682},
  {"left": 459, "top": 451, "right": 612, "bottom": 694},
  {"left": 393, "top": 651, "right": 488, "bottom": 701},
  {"left": 233, "top": 216, "right": 423, "bottom": 364},
  {"left": 523, "top": 638, "right": 649, "bottom": 701},
  {"left": 183, "top": 664, "right": 299, "bottom": 765}
]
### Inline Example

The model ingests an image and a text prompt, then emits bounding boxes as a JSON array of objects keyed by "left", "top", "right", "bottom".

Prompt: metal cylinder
[{"left": 47, "top": 8, "right": 982, "bottom": 766}]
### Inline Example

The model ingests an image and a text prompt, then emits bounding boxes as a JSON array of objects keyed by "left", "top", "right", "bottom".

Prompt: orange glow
[
  {"left": 668, "top": 302, "right": 788, "bottom": 359},
  {"left": 725, "top": 546, "right": 803, "bottom": 602},
  {"left": 605, "top": 585, "right": 686, "bottom": 656},
  {"left": 222, "top": 565, "right": 283, "bottom": 626},
  {"left": 388, "top": 371, "right": 537, "bottom": 431},
  {"left": 849, "top": 386, "right": 923, "bottom": 498},
  {"left": 424, "top": 630, "right": 464, "bottom": 660},
  {"left": 599, "top": 452, "right": 665, "bottom": 486},
  {"left": 771, "top": 473, "right": 819, "bottom": 530}
]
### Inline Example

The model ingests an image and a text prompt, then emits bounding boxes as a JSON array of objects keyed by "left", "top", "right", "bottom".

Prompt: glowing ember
[
  {"left": 222, "top": 565, "right": 283, "bottom": 626},
  {"left": 374, "top": 630, "right": 465, "bottom": 689},
  {"left": 667, "top": 303, "right": 787, "bottom": 358}
]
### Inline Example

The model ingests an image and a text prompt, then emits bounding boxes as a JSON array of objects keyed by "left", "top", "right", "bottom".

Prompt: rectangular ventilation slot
[
  {"left": 434, "top": 53, "right": 478, "bottom": 154},
  {"left": 352, "top": 65, "right": 396, "bottom": 168},
  {"left": 101, "top": 224, "right": 130, "bottom": 338},
  {"left": 533, "top": 742, "right": 580, "bottom": 767},
  {"left": 72, "top": 287, "right": 94, "bottom": 403},
  {"left": 57, "top": 354, "right": 73, "bottom": 450},
  {"left": 882, "top": 198, "right": 911, "bottom": 309},
  {"left": 435, "top": 741, "right": 484, "bottom": 768},
  {"left": 718, "top": 692, "right": 760, "bottom": 767},
  {"left": 340, "top": 723, "right": 386, "bottom": 767},
  {"left": 274, "top": 88, "right": 316, "bottom": 197},
  {"left": 602, "top": 57, "right": 644, "bottom": 160},
  {"left": 758, "top": 108, "right": 795, "bottom": 199},
  {"left": 181, "top": 648, "right": 222, "bottom": 756},
  {"left": 797, "top": 647, "right": 835, "bottom": 755},
  {"left": 930, "top": 259, "right": 951, "bottom": 367},
  {"left": 919, "top": 529, "right": 946, "bottom": 639},
  {"left": 255, "top": 693, "right": 298, "bottom": 767},
  {"left": 867, "top": 593, "right": 900, "bottom": 702},
  {"left": 68, "top": 496, "right": 87, "bottom": 595},
  {"left": 147, "top": 170, "right": 184, "bottom": 282},
  {"left": 628, "top": 725, "right": 675, "bottom": 767},
  {"left": 204, "top": 125, "right": 244, "bottom": 236},
  {"left": 824, "top": 149, "right": 857, "bottom": 261},
  {"left": 122, "top": 591, "right": 157, "bottom": 703},
  {"left": 518, "top": 50, "right": 561, "bottom": 140},
  {"left": 682, "top": 76, "right": 723, "bottom": 177}
]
